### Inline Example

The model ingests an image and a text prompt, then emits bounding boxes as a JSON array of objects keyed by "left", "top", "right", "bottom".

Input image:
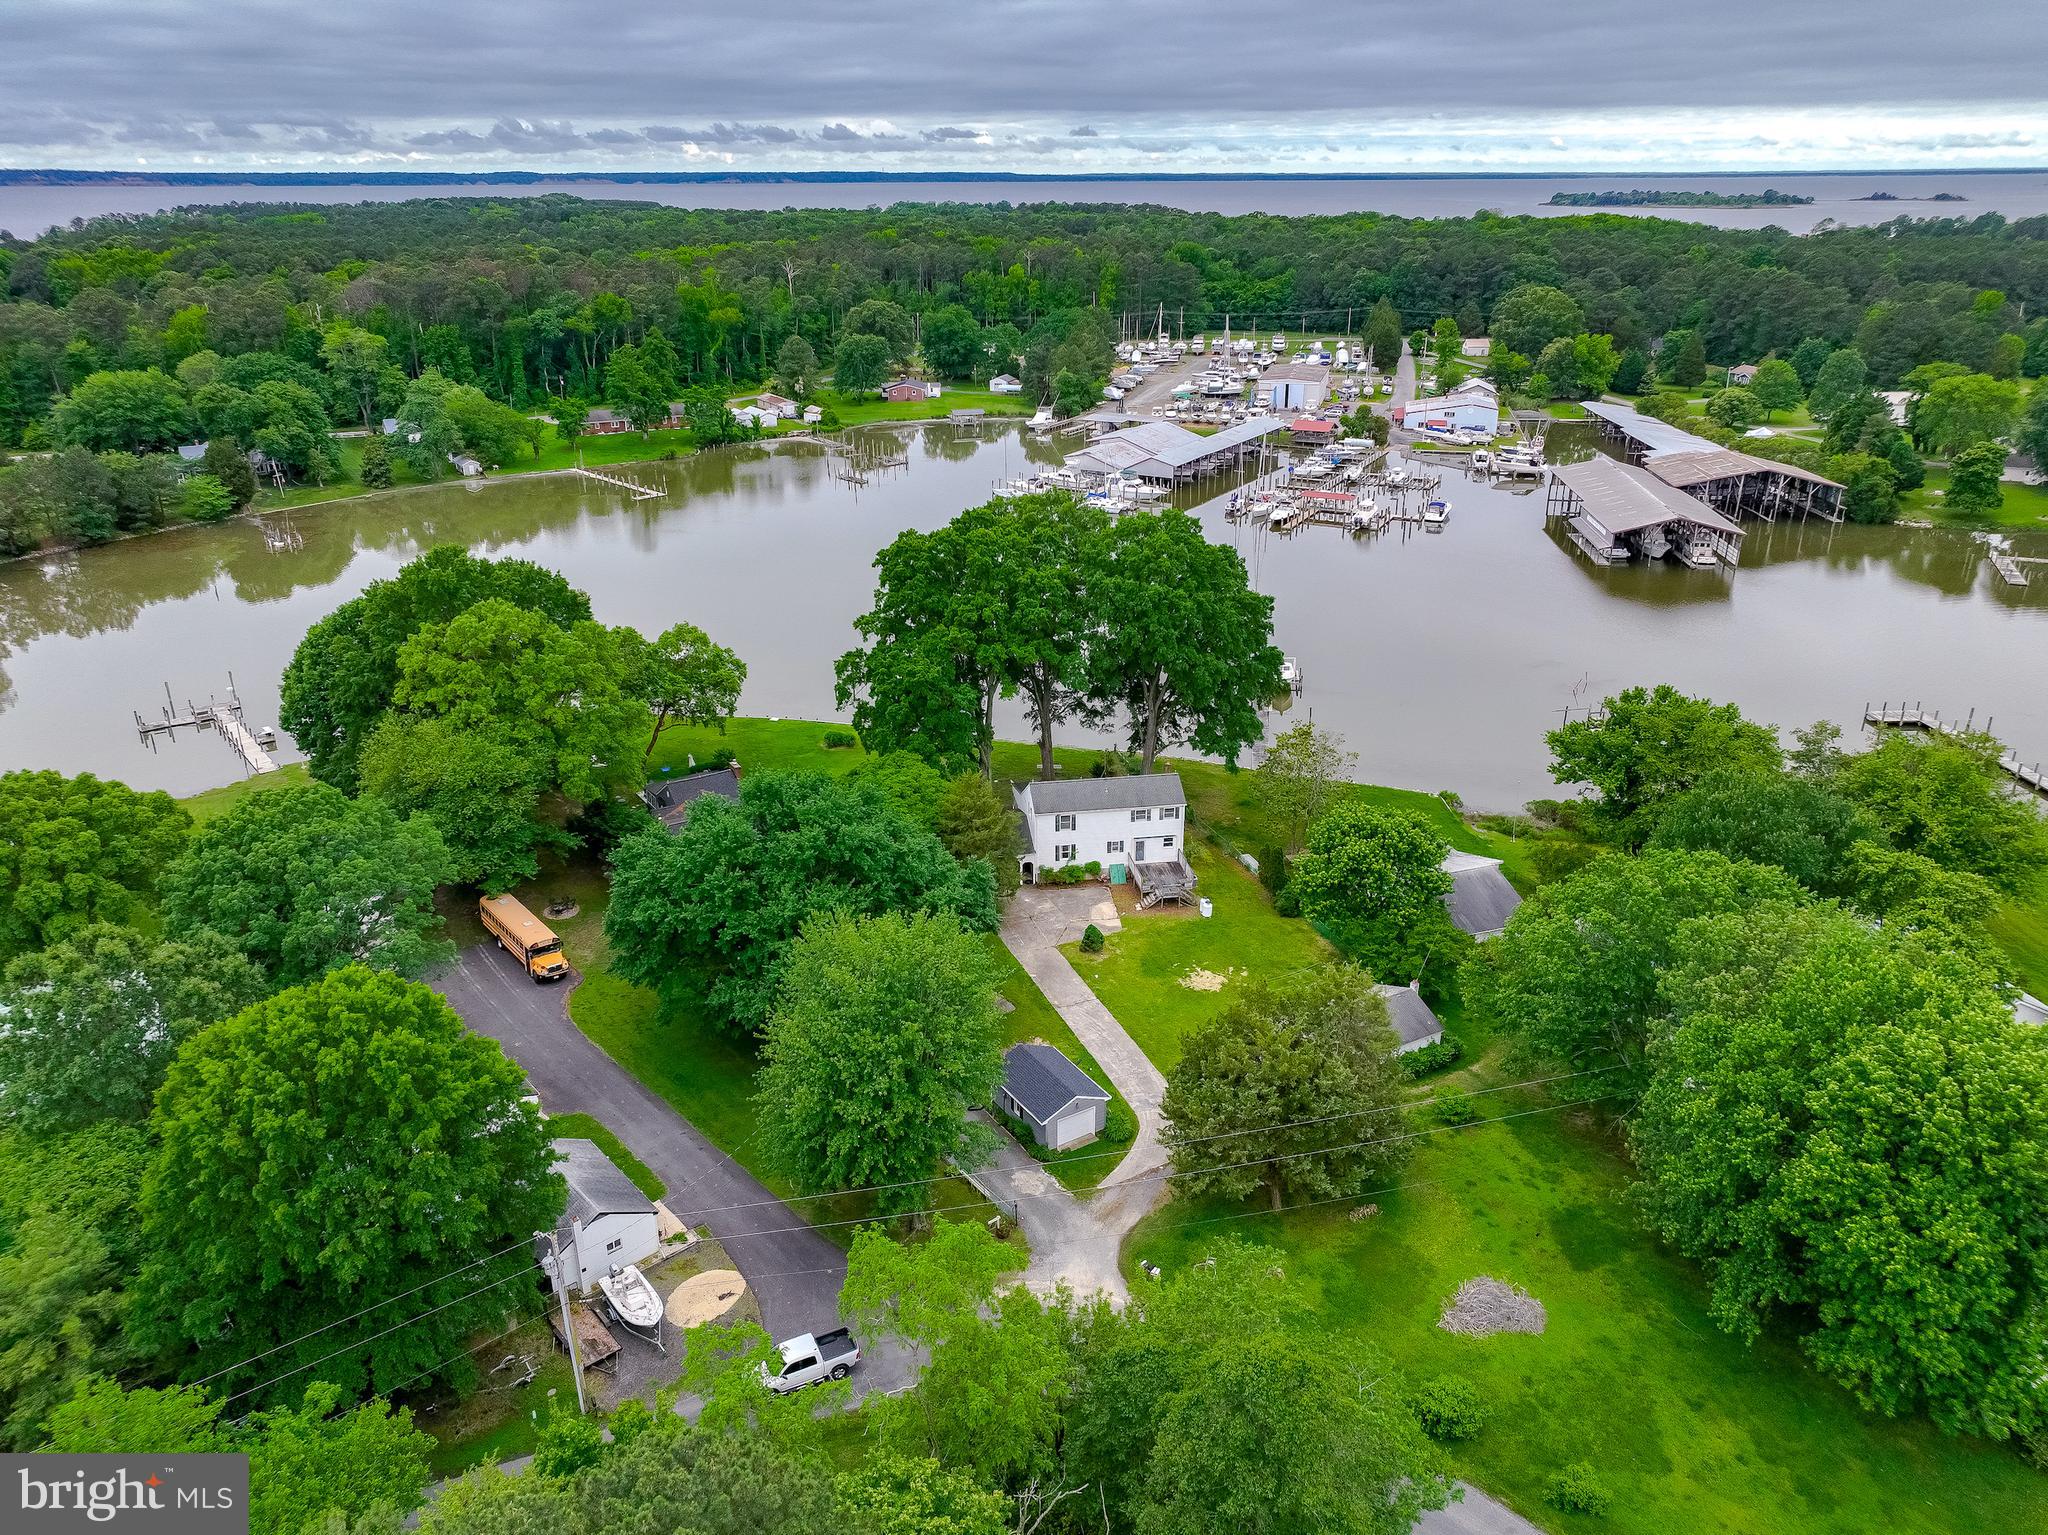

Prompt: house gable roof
[
  {"left": 1021, "top": 771, "right": 1186, "bottom": 817},
  {"left": 1002, "top": 1043, "right": 1109, "bottom": 1123},
  {"left": 640, "top": 767, "right": 741, "bottom": 832}
]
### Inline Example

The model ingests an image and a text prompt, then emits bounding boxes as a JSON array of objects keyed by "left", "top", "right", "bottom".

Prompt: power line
[
  {"left": 187, "top": 1068, "right": 1616, "bottom": 1399},
  {"left": 219, "top": 1262, "right": 541, "bottom": 1408},
  {"left": 187, "top": 1233, "right": 539, "bottom": 1391},
  {"left": 662, "top": 1064, "right": 1625, "bottom": 1224}
]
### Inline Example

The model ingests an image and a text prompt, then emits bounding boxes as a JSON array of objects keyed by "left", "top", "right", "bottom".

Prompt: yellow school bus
[{"left": 479, "top": 894, "right": 570, "bottom": 983}]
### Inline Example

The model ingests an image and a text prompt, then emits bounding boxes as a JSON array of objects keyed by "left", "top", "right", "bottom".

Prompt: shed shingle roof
[
  {"left": 1002, "top": 1043, "right": 1109, "bottom": 1123},
  {"left": 1441, "top": 852, "right": 1523, "bottom": 938},
  {"left": 1375, "top": 983, "right": 1443, "bottom": 1048},
  {"left": 555, "top": 1138, "right": 653, "bottom": 1230},
  {"left": 1022, "top": 771, "right": 1186, "bottom": 817}
]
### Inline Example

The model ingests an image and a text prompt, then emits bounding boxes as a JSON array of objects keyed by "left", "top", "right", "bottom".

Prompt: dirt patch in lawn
[
  {"left": 1179, "top": 967, "right": 1231, "bottom": 992},
  {"left": 1438, "top": 1276, "right": 1547, "bottom": 1337}
]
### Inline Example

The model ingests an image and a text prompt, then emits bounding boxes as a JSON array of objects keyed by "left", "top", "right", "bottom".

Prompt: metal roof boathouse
[
  {"left": 1064, "top": 416, "right": 1290, "bottom": 483},
  {"left": 1545, "top": 458, "right": 1746, "bottom": 569},
  {"left": 1578, "top": 400, "right": 1844, "bottom": 523}
]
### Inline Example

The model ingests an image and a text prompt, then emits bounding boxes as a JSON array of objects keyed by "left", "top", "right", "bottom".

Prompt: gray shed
[
  {"left": 1375, "top": 982, "right": 1443, "bottom": 1054},
  {"left": 999, "top": 1043, "right": 1110, "bottom": 1151},
  {"left": 545, "top": 1137, "right": 660, "bottom": 1293},
  {"left": 1441, "top": 851, "right": 1521, "bottom": 940}
]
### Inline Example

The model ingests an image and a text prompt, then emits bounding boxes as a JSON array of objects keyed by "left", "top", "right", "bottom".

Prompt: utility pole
[{"left": 540, "top": 1229, "right": 586, "bottom": 1415}]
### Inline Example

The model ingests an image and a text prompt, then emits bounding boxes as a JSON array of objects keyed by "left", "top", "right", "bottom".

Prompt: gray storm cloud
[{"left": 0, "top": 0, "right": 2041, "bottom": 170}]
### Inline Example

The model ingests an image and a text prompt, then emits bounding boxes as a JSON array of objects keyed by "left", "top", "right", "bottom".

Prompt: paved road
[
  {"left": 1415, "top": 1483, "right": 1546, "bottom": 1535},
  {"left": 432, "top": 944, "right": 919, "bottom": 1397}
]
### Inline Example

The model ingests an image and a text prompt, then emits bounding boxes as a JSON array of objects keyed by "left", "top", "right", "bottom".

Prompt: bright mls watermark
[{"left": 4, "top": 1455, "right": 248, "bottom": 1533}]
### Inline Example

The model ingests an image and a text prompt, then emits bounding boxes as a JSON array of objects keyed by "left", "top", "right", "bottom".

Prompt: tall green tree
[
  {"left": 1364, "top": 300, "right": 1404, "bottom": 374},
  {"left": 605, "top": 772, "right": 998, "bottom": 1034},
  {"left": 1636, "top": 908, "right": 2048, "bottom": 1437},
  {"left": 604, "top": 341, "right": 674, "bottom": 434},
  {"left": 1807, "top": 346, "right": 1867, "bottom": 421},
  {"left": 1943, "top": 439, "right": 2007, "bottom": 516},
  {"left": 1660, "top": 329, "right": 1707, "bottom": 387},
  {"left": 1251, "top": 720, "right": 1357, "bottom": 853},
  {"left": 359, "top": 716, "right": 559, "bottom": 892},
  {"left": 48, "top": 368, "right": 194, "bottom": 452},
  {"left": 919, "top": 304, "right": 986, "bottom": 380},
  {"left": 133, "top": 966, "right": 561, "bottom": 1403},
  {"left": 0, "top": 923, "right": 265, "bottom": 1133},
  {"left": 834, "top": 333, "right": 891, "bottom": 398},
  {"left": 1833, "top": 730, "right": 2048, "bottom": 893},
  {"left": 160, "top": 782, "right": 452, "bottom": 985},
  {"left": 1910, "top": 372, "right": 2021, "bottom": 456},
  {"left": 757, "top": 911, "right": 1001, "bottom": 1210},
  {"left": 1287, "top": 804, "right": 1460, "bottom": 984},
  {"left": 1163, "top": 967, "right": 1411, "bottom": 1211},
  {"left": 932, "top": 772, "right": 1021, "bottom": 893},
  {"left": 1089, "top": 508, "right": 1283, "bottom": 771},
  {"left": 1490, "top": 285, "right": 1584, "bottom": 361},
  {"left": 46, "top": 1377, "right": 436, "bottom": 1535},
  {"left": 0, "top": 769, "right": 189, "bottom": 959},
  {"left": 1463, "top": 848, "right": 1805, "bottom": 1069},
  {"left": 774, "top": 333, "right": 821, "bottom": 398},
  {"left": 624, "top": 620, "right": 748, "bottom": 758},
  {"left": 1750, "top": 357, "right": 1804, "bottom": 418},
  {"left": 1545, "top": 684, "right": 1783, "bottom": 847},
  {"left": 280, "top": 546, "right": 592, "bottom": 792},
  {"left": 1648, "top": 768, "right": 1873, "bottom": 896}
]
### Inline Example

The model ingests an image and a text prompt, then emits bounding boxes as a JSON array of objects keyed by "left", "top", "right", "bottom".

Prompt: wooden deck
[{"left": 1130, "top": 857, "right": 1198, "bottom": 908}]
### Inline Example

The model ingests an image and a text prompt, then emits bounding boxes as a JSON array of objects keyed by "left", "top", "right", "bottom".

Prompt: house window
[
  {"left": 1159, "top": 835, "right": 1175, "bottom": 849},
  {"left": 605, "top": 1237, "right": 624, "bottom": 1254},
  {"left": 1056, "top": 844, "right": 1077, "bottom": 862},
  {"left": 1130, "top": 808, "right": 1152, "bottom": 822},
  {"left": 1160, "top": 806, "right": 1181, "bottom": 820},
  {"left": 1106, "top": 840, "right": 1125, "bottom": 855},
  {"left": 1054, "top": 813, "right": 1076, "bottom": 831}
]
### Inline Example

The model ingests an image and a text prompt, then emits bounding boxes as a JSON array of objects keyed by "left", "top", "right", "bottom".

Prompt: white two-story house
[{"left": 1013, "top": 772, "right": 1196, "bottom": 904}]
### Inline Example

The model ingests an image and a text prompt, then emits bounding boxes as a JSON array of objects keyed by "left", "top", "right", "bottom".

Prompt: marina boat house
[
  {"left": 1064, "top": 417, "right": 1289, "bottom": 484},
  {"left": 999, "top": 1043, "right": 1111, "bottom": 1150},
  {"left": 1579, "top": 400, "right": 1843, "bottom": 522},
  {"left": 1393, "top": 379, "right": 1501, "bottom": 435},
  {"left": 1013, "top": 771, "right": 1195, "bottom": 902},
  {"left": 1264, "top": 361, "right": 1332, "bottom": 412},
  {"left": 541, "top": 1138, "right": 661, "bottom": 1294},
  {"left": 1546, "top": 457, "right": 1747, "bottom": 569}
]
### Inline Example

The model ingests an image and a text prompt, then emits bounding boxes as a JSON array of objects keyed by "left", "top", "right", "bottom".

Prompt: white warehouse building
[{"left": 1013, "top": 772, "right": 1193, "bottom": 900}]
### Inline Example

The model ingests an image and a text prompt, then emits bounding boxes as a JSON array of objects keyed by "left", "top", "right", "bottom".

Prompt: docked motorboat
[
  {"left": 1422, "top": 500, "right": 1450, "bottom": 530},
  {"left": 1279, "top": 655, "right": 1302, "bottom": 689},
  {"left": 598, "top": 1264, "right": 664, "bottom": 1349},
  {"left": 1028, "top": 406, "right": 1056, "bottom": 431},
  {"left": 1386, "top": 463, "right": 1410, "bottom": 488}
]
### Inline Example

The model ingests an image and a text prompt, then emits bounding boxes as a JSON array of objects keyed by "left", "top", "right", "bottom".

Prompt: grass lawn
[
  {"left": 177, "top": 762, "right": 312, "bottom": 823},
  {"left": 418, "top": 1317, "right": 576, "bottom": 1477},
  {"left": 544, "top": 1112, "right": 665, "bottom": 1201},
  {"left": 1125, "top": 1102, "right": 2047, "bottom": 1535},
  {"left": 1987, "top": 875, "right": 2048, "bottom": 1000},
  {"left": 1066, "top": 841, "right": 1335, "bottom": 1073},
  {"left": 1900, "top": 466, "right": 2048, "bottom": 530},
  {"left": 820, "top": 387, "right": 1032, "bottom": 426}
]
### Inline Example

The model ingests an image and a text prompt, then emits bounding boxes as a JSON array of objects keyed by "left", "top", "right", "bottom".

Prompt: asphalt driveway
[{"left": 432, "top": 943, "right": 918, "bottom": 1397}]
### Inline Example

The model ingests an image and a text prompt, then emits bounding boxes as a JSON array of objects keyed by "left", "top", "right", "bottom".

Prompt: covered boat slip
[
  {"left": 1578, "top": 399, "right": 1844, "bottom": 522},
  {"left": 1064, "top": 416, "right": 1291, "bottom": 482},
  {"left": 1546, "top": 457, "right": 1745, "bottom": 569}
]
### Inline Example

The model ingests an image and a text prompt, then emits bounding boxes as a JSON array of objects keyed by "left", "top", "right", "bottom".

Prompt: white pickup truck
[{"left": 762, "top": 1327, "right": 860, "bottom": 1394}]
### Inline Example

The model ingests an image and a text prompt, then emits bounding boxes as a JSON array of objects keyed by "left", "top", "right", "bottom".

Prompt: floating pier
[
  {"left": 571, "top": 464, "right": 662, "bottom": 500},
  {"left": 1864, "top": 702, "right": 2046, "bottom": 796}
]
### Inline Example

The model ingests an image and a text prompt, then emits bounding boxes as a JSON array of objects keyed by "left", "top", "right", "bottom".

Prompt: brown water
[
  {"left": 7, "top": 171, "right": 2048, "bottom": 238},
  {"left": 1, "top": 423, "right": 2042, "bottom": 809}
]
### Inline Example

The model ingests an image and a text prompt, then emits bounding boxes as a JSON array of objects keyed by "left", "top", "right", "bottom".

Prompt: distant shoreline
[
  {"left": 1546, "top": 189, "right": 1814, "bottom": 208},
  {"left": 2, "top": 166, "right": 2042, "bottom": 188}
]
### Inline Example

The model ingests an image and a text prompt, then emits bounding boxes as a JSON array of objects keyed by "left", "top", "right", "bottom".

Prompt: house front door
[{"left": 1134, "top": 838, "right": 1148, "bottom": 861}]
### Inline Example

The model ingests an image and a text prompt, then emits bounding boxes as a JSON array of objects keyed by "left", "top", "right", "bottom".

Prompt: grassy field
[
  {"left": 1066, "top": 841, "right": 1333, "bottom": 1073},
  {"left": 1901, "top": 465, "right": 2048, "bottom": 530},
  {"left": 1987, "top": 875, "right": 2048, "bottom": 1000},
  {"left": 1126, "top": 1097, "right": 2047, "bottom": 1535},
  {"left": 419, "top": 1317, "right": 576, "bottom": 1477},
  {"left": 820, "top": 386, "right": 1033, "bottom": 426},
  {"left": 177, "top": 762, "right": 312, "bottom": 823}
]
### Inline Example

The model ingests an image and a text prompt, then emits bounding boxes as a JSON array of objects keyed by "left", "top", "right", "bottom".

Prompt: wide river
[
  {"left": 1, "top": 423, "right": 2043, "bottom": 808},
  {"left": 7, "top": 171, "right": 2048, "bottom": 238}
]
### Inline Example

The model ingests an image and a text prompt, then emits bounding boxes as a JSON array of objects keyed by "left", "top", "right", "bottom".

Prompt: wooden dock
[
  {"left": 135, "top": 677, "right": 278, "bottom": 776},
  {"left": 571, "top": 464, "right": 662, "bottom": 500},
  {"left": 1989, "top": 550, "right": 2028, "bottom": 587},
  {"left": 1864, "top": 703, "right": 2046, "bottom": 795}
]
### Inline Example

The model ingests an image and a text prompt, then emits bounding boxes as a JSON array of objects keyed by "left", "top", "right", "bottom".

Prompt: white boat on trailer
[{"left": 598, "top": 1264, "right": 664, "bottom": 1351}]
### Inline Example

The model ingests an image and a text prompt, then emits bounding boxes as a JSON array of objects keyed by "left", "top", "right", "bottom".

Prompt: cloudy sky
[{"left": 1, "top": 1, "right": 2042, "bottom": 175}]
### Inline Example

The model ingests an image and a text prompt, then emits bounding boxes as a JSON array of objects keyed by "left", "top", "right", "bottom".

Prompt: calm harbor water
[
  {"left": 1, "top": 423, "right": 2043, "bottom": 809},
  {"left": 6, "top": 171, "right": 2048, "bottom": 238}
]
